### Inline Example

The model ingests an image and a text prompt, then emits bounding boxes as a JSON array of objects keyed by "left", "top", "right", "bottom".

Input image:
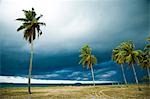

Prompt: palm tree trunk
[
  {"left": 132, "top": 64, "right": 138, "bottom": 84},
  {"left": 147, "top": 67, "right": 150, "bottom": 83},
  {"left": 90, "top": 65, "right": 95, "bottom": 86},
  {"left": 28, "top": 35, "right": 33, "bottom": 94},
  {"left": 121, "top": 64, "right": 127, "bottom": 85}
]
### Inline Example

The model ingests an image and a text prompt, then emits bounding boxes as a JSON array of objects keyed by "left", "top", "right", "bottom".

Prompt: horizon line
[{"left": 0, "top": 76, "right": 118, "bottom": 84}]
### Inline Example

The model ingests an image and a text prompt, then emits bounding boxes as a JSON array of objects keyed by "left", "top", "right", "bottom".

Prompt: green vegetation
[
  {"left": 0, "top": 85, "right": 149, "bottom": 99},
  {"left": 16, "top": 8, "right": 46, "bottom": 94},
  {"left": 79, "top": 44, "right": 97, "bottom": 86},
  {"left": 140, "top": 37, "right": 150, "bottom": 82},
  {"left": 112, "top": 38, "right": 150, "bottom": 85}
]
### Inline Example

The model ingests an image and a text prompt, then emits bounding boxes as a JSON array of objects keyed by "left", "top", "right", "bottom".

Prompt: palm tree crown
[
  {"left": 119, "top": 41, "right": 143, "bottom": 65},
  {"left": 140, "top": 53, "right": 150, "bottom": 69},
  {"left": 16, "top": 8, "right": 46, "bottom": 43},
  {"left": 144, "top": 36, "right": 150, "bottom": 56},
  {"left": 112, "top": 48, "right": 126, "bottom": 65},
  {"left": 79, "top": 45, "right": 97, "bottom": 68}
]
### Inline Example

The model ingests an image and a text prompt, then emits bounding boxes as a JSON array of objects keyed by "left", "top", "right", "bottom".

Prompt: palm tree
[
  {"left": 140, "top": 37, "right": 150, "bottom": 82},
  {"left": 112, "top": 48, "right": 127, "bottom": 85},
  {"left": 16, "top": 8, "right": 46, "bottom": 94},
  {"left": 79, "top": 44, "right": 97, "bottom": 86},
  {"left": 140, "top": 53, "right": 150, "bottom": 83},
  {"left": 120, "top": 41, "right": 143, "bottom": 85}
]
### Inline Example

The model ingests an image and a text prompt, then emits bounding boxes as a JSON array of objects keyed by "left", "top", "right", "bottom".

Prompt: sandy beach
[{"left": 0, "top": 84, "right": 150, "bottom": 99}]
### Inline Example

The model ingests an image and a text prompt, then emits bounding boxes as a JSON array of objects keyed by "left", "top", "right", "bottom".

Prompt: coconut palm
[
  {"left": 140, "top": 37, "right": 150, "bottom": 82},
  {"left": 112, "top": 48, "right": 127, "bottom": 85},
  {"left": 145, "top": 36, "right": 150, "bottom": 56},
  {"left": 16, "top": 8, "right": 46, "bottom": 94},
  {"left": 79, "top": 44, "right": 97, "bottom": 86},
  {"left": 120, "top": 41, "right": 143, "bottom": 84}
]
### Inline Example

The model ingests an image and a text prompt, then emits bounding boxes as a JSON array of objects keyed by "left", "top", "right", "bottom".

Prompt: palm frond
[
  {"left": 17, "top": 25, "right": 26, "bottom": 31},
  {"left": 38, "top": 22, "right": 46, "bottom": 26},
  {"left": 16, "top": 18, "right": 28, "bottom": 22},
  {"left": 36, "top": 15, "right": 43, "bottom": 20}
]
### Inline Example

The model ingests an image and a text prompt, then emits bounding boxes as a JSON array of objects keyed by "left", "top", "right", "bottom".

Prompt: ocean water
[{"left": 0, "top": 82, "right": 119, "bottom": 88}]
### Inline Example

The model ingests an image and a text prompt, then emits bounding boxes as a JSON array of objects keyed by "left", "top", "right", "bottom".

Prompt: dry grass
[{"left": 0, "top": 84, "right": 150, "bottom": 99}]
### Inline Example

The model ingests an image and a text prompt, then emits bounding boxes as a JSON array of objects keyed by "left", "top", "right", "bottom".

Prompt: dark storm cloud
[
  {"left": 0, "top": 0, "right": 149, "bottom": 55},
  {"left": 18, "top": 60, "right": 146, "bottom": 83}
]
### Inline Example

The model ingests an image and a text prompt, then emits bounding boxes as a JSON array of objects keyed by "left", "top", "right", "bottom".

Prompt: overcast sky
[{"left": 0, "top": 0, "right": 149, "bottom": 83}]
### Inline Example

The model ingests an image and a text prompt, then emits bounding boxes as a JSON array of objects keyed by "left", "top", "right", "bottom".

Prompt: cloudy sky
[{"left": 0, "top": 0, "right": 149, "bottom": 83}]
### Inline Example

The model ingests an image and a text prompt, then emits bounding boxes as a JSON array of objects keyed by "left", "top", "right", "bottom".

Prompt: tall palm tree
[
  {"left": 112, "top": 48, "right": 127, "bottom": 85},
  {"left": 140, "top": 37, "right": 150, "bottom": 82},
  {"left": 16, "top": 8, "right": 46, "bottom": 94},
  {"left": 79, "top": 44, "right": 97, "bottom": 86},
  {"left": 120, "top": 41, "right": 143, "bottom": 84}
]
